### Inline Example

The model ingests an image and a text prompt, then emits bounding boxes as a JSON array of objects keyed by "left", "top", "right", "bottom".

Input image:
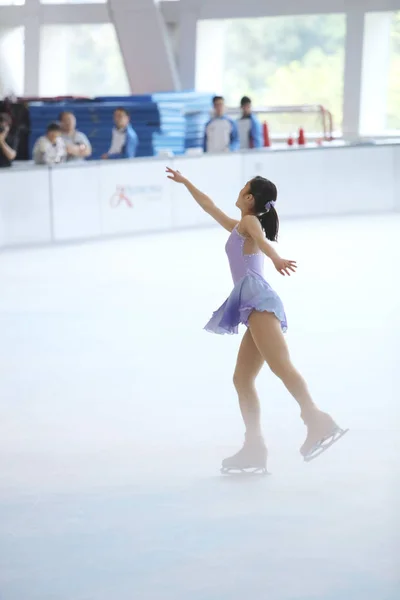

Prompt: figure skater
[{"left": 166, "top": 167, "right": 348, "bottom": 473}]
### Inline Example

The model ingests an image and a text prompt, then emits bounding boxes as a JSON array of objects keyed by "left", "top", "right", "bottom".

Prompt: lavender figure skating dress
[{"left": 205, "top": 225, "right": 287, "bottom": 335}]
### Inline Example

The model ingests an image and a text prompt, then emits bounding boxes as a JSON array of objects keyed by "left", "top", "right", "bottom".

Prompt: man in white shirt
[
  {"left": 32, "top": 122, "right": 67, "bottom": 165},
  {"left": 203, "top": 96, "right": 239, "bottom": 154},
  {"left": 59, "top": 111, "right": 92, "bottom": 162}
]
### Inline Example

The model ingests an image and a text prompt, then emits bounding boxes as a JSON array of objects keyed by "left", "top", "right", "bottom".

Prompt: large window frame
[{"left": 0, "top": 0, "right": 400, "bottom": 137}]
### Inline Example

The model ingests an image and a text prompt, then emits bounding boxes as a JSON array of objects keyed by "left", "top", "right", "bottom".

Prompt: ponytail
[{"left": 258, "top": 205, "right": 279, "bottom": 241}]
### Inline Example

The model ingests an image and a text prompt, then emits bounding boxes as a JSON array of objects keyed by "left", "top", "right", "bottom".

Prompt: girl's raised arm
[{"left": 166, "top": 167, "right": 238, "bottom": 232}]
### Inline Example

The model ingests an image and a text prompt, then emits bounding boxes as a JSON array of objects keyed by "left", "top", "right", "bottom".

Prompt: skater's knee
[
  {"left": 233, "top": 370, "right": 256, "bottom": 393},
  {"left": 268, "top": 358, "right": 294, "bottom": 381}
]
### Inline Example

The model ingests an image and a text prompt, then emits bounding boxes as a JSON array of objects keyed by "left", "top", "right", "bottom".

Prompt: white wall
[{"left": 1, "top": 144, "right": 399, "bottom": 250}]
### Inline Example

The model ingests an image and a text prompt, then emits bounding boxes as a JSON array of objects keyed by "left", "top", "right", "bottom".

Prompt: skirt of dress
[{"left": 204, "top": 272, "right": 287, "bottom": 335}]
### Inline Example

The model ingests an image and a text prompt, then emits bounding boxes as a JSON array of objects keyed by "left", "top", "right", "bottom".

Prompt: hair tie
[{"left": 264, "top": 200, "right": 276, "bottom": 213}]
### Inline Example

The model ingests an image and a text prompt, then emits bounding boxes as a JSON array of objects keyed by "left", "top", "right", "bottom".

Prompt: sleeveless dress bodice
[
  {"left": 225, "top": 226, "right": 264, "bottom": 284},
  {"left": 204, "top": 225, "right": 287, "bottom": 335}
]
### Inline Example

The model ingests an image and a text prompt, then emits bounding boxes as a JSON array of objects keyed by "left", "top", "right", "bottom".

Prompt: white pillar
[
  {"left": 359, "top": 12, "right": 392, "bottom": 134},
  {"left": 24, "top": 18, "right": 40, "bottom": 96},
  {"left": 109, "top": 0, "right": 180, "bottom": 93},
  {"left": 342, "top": 9, "right": 365, "bottom": 140},
  {"left": 178, "top": 8, "right": 198, "bottom": 90},
  {"left": 195, "top": 20, "right": 226, "bottom": 94}
]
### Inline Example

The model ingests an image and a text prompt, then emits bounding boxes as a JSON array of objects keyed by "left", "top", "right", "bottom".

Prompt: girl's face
[{"left": 236, "top": 181, "right": 254, "bottom": 212}]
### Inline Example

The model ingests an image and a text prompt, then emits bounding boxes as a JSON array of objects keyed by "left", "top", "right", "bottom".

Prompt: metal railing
[{"left": 227, "top": 104, "right": 334, "bottom": 142}]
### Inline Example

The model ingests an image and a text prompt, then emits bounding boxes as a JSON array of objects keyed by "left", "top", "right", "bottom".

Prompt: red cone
[
  {"left": 298, "top": 128, "right": 306, "bottom": 145},
  {"left": 263, "top": 122, "right": 271, "bottom": 147}
]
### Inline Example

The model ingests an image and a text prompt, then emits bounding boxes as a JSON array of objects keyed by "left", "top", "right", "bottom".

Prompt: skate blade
[
  {"left": 220, "top": 466, "right": 269, "bottom": 476},
  {"left": 303, "top": 427, "right": 349, "bottom": 463}
]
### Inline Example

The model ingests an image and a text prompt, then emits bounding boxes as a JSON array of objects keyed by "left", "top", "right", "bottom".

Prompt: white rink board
[
  {"left": 2, "top": 143, "right": 400, "bottom": 248},
  {"left": 394, "top": 145, "right": 400, "bottom": 211},
  {"left": 98, "top": 161, "right": 173, "bottom": 235},
  {"left": 51, "top": 165, "right": 102, "bottom": 241},
  {"left": 171, "top": 154, "right": 243, "bottom": 227},
  {"left": 243, "top": 146, "right": 396, "bottom": 217},
  {"left": 0, "top": 169, "right": 51, "bottom": 247}
]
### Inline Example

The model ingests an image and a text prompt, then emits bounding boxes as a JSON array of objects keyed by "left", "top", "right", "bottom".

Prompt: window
[
  {"left": 39, "top": 25, "right": 130, "bottom": 97},
  {"left": 0, "top": 27, "right": 24, "bottom": 97},
  {"left": 196, "top": 15, "right": 346, "bottom": 134},
  {"left": 387, "top": 12, "right": 400, "bottom": 130}
]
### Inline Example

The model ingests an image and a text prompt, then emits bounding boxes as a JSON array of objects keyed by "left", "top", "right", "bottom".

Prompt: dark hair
[
  {"left": 114, "top": 107, "right": 130, "bottom": 117},
  {"left": 249, "top": 176, "right": 279, "bottom": 241},
  {"left": 47, "top": 122, "right": 61, "bottom": 133},
  {"left": 240, "top": 96, "right": 251, "bottom": 107},
  {"left": 212, "top": 96, "right": 224, "bottom": 105}
]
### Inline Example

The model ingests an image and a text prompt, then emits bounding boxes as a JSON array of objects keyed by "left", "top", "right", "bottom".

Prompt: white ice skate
[
  {"left": 221, "top": 435, "right": 269, "bottom": 475},
  {"left": 301, "top": 410, "right": 349, "bottom": 462}
]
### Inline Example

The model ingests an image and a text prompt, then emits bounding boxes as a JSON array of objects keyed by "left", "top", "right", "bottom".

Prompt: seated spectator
[
  {"left": 0, "top": 113, "right": 17, "bottom": 168},
  {"left": 203, "top": 96, "right": 239, "bottom": 154},
  {"left": 102, "top": 108, "right": 138, "bottom": 160},
  {"left": 237, "top": 96, "right": 263, "bottom": 149},
  {"left": 59, "top": 111, "right": 92, "bottom": 162},
  {"left": 32, "top": 123, "right": 67, "bottom": 165}
]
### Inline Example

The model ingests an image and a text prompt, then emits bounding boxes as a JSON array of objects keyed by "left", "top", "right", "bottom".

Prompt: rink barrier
[{"left": 0, "top": 143, "right": 399, "bottom": 248}]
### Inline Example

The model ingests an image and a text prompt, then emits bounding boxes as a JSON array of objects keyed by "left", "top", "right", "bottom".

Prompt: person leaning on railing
[{"left": 0, "top": 113, "right": 17, "bottom": 168}]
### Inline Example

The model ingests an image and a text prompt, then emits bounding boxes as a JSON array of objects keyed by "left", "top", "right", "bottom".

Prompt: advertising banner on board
[{"left": 99, "top": 161, "right": 173, "bottom": 235}]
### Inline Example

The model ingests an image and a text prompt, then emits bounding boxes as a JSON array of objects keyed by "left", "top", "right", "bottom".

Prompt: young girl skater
[{"left": 166, "top": 167, "right": 348, "bottom": 473}]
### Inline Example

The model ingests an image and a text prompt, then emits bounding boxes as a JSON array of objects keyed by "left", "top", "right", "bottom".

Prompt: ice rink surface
[{"left": 0, "top": 213, "right": 399, "bottom": 600}]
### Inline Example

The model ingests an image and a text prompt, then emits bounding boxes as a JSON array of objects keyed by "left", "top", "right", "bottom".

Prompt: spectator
[
  {"left": 237, "top": 96, "right": 263, "bottom": 150},
  {"left": 32, "top": 122, "right": 67, "bottom": 165},
  {"left": 59, "top": 111, "right": 92, "bottom": 162},
  {"left": 102, "top": 108, "right": 138, "bottom": 160},
  {"left": 203, "top": 96, "right": 239, "bottom": 154},
  {"left": 0, "top": 113, "right": 17, "bottom": 168}
]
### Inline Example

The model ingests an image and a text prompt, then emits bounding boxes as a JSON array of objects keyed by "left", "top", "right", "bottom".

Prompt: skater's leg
[
  {"left": 233, "top": 329, "right": 264, "bottom": 437},
  {"left": 248, "top": 311, "right": 345, "bottom": 459},
  {"left": 221, "top": 329, "right": 267, "bottom": 474},
  {"left": 248, "top": 311, "right": 315, "bottom": 417}
]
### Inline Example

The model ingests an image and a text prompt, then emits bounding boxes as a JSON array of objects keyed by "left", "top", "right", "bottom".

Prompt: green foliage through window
[{"left": 222, "top": 15, "right": 346, "bottom": 133}]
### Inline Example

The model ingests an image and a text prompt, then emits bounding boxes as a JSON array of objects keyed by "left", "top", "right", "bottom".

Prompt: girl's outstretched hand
[
  {"left": 166, "top": 167, "right": 187, "bottom": 184},
  {"left": 273, "top": 257, "right": 297, "bottom": 276}
]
